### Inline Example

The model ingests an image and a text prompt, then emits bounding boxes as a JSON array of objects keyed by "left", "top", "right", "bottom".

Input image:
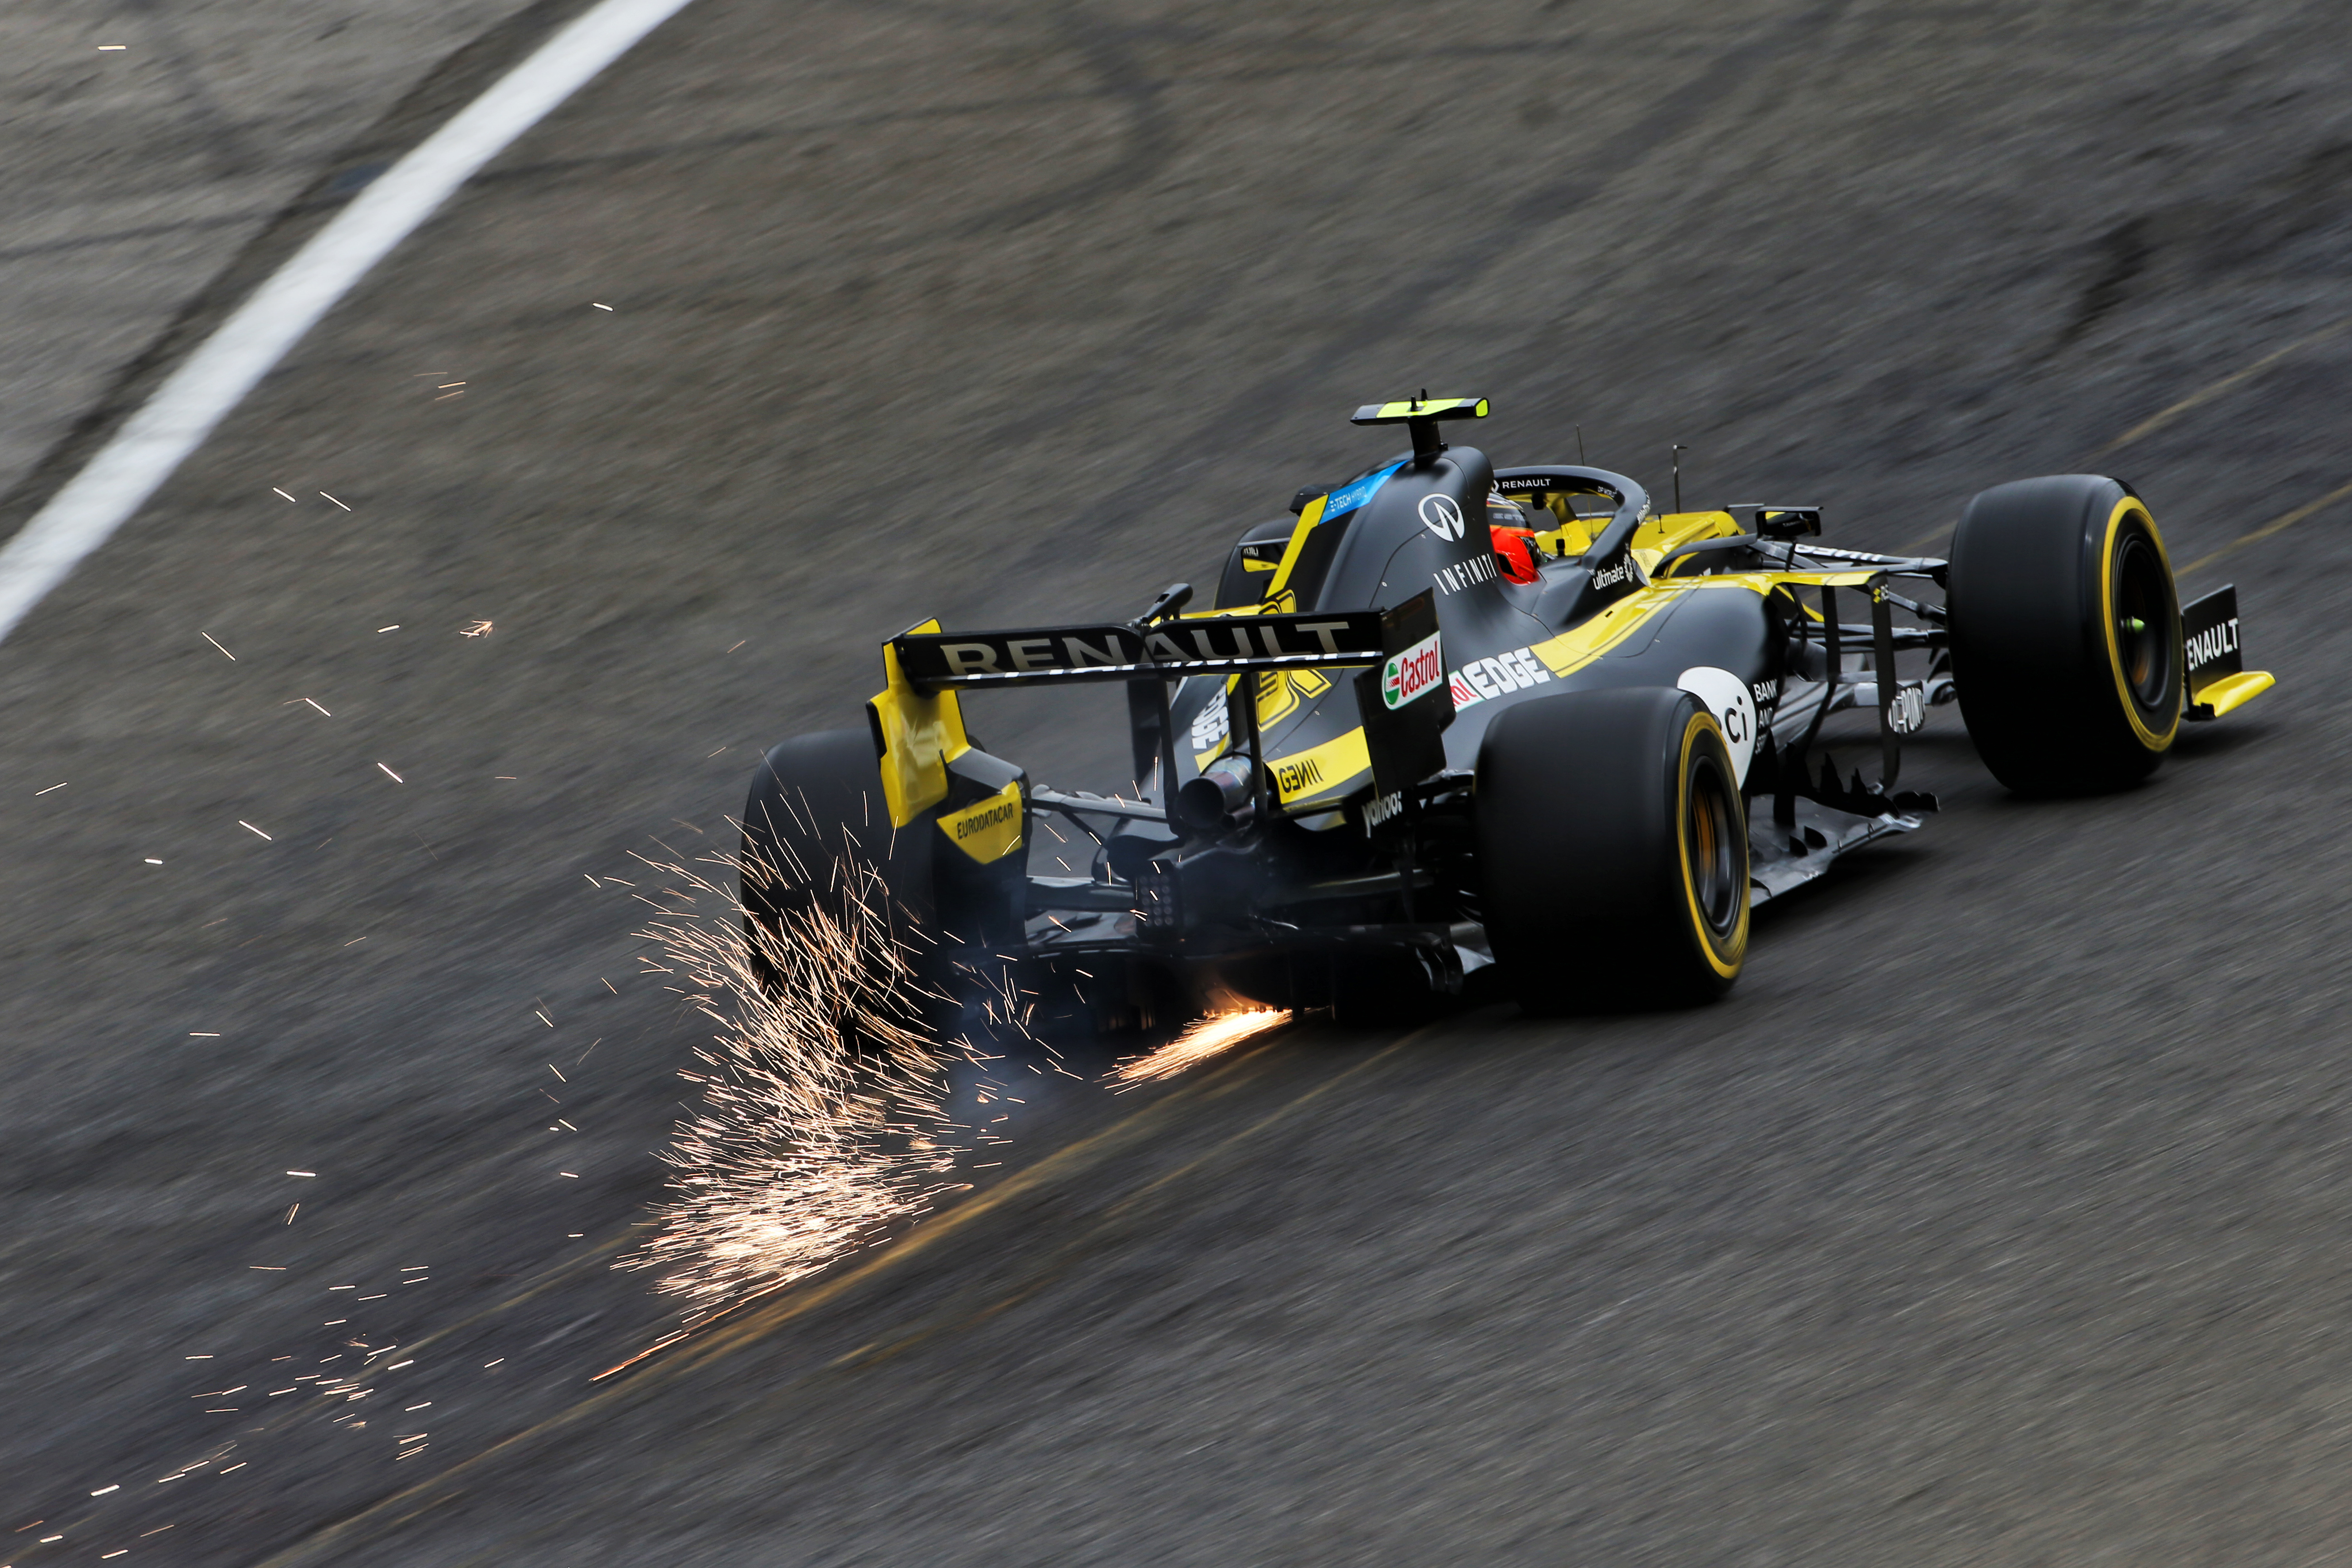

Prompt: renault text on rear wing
[{"left": 894, "top": 609, "right": 1388, "bottom": 690}]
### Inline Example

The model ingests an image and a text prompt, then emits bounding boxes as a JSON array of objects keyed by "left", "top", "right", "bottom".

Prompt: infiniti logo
[{"left": 1418, "top": 494, "right": 1465, "bottom": 540}]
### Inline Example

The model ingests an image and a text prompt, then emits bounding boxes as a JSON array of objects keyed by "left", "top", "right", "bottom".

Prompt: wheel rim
[
  {"left": 1685, "top": 755, "right": 1741, "bottom": 935},
  {"left": 2112, "top": 532, "right": 2172, "bottom": 710}
]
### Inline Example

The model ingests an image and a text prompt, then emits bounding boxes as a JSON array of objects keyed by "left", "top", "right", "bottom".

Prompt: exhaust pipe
[{"left": 1175, "top": 765, "right": 1254, "bottom": 833}]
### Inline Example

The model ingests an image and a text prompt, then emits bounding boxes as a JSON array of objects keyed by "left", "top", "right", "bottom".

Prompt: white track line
[{"left": 0, "top": 0, "right": 699, "bottom": 647}]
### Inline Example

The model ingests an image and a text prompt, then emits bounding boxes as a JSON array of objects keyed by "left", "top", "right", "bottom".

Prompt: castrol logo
[{"left": 1381, "top": 632, "right": 1444, "bottom": 710}]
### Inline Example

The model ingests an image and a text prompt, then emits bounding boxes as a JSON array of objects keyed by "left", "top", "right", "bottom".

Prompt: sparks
[
  {"left": 238, "top": 821, "right": 272, "bottom": 840},
  {"left": 610, "top": 845, "right": 977, "bottom": 1337},
  {"left": 592, "top": 302, "right": 614, "bottom": 310},
  {"left": 201, "top": 632, "right": 235, "bottom": 660},
  {"left": 320, "top": 491, "right": 350, "bottom": 510},
  {"left": 460, "top": 619, "right": 494, "bottom": 637},
  {"left": 34, "top": 782, "right": 66, "bottom": 795},
  {"left": 272, "top": 488, "right": 296, "bottom": 501},
  {"left": 377, "top": 625, "right": 399, "bottom": 633},
  {"left": 377, "top": 763, "right": 404, "bottom": 783},
  {"left": 1112, "top": 1009, "right": 1290, "bottom": 1085}
]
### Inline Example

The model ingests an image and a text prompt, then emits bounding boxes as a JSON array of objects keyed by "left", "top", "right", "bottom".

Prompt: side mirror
[{"left": 1734, "top": 504, "right": 1822, "bottom": 539}]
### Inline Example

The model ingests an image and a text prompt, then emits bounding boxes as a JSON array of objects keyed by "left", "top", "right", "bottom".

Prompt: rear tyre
[
  {"left": 1476, "top": 687, "right": 1749, "bottom": 1014},
  {"left": 1947, "top": 474, "right": 2183, "bottom": 794},
  {"left": 740, "top": 730, "right": 938, "bottom": 1011}
]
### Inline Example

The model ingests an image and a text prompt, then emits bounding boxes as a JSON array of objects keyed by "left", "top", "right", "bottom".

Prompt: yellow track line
[
  {"left": 1889, "top": 322, "right": 2347, "bottom": 558},
  {"left": 2098, "top": 317, "right": 2348, "bottom": 456},
  {"left": 2179, "top": 479, "right": 2352, "bottom": 577},
  {"left": 246, "top": 1025, "right": 1430, "bottom": 1567},
  {"left": 819, "top": 1029, "right": 1427, "bottom": 1377}
]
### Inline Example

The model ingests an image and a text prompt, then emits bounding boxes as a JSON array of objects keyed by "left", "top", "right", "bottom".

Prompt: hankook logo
[{"left": 1418, "top": 494, "right": 1465, "bottom": 541}]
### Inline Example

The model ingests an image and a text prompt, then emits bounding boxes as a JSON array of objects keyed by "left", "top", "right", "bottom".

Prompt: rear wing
[{"left": 893, "top": 609, "right": 1387, "bottom": 692}]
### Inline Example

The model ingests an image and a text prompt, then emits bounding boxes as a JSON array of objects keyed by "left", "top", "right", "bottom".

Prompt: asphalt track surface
[{"left": 3, "top": 1, "right": 2351, "bottom": 1562}]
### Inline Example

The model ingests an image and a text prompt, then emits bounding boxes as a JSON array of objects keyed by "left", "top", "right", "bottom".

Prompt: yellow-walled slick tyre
[
  {"left": 1475, "top": 687, "right": 1749, "bottom": 1014},
  {"left": 1947, "top": 474, "right": 2184, "bottom": 794}
]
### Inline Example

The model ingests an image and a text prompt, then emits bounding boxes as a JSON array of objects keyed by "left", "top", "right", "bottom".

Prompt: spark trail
[
  {"left": 1112, "top": 1008, "right": 1290, "bottom": 1086},
  {"left": 620, "top": 846, "right": 969, "bottom": 1323}
]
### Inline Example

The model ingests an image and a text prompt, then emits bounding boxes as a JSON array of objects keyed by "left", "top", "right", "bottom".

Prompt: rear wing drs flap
[{"left": 892, "top": 608, "right": 1388, "bottom": 691}]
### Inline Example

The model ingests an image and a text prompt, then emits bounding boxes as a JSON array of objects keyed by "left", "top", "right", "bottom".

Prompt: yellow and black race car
[{"left": 742, "top": 397, "right": 2272, "bottom": 1026}]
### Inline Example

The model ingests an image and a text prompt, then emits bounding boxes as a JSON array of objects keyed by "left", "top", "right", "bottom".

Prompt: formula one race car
[{"left": 741, "top": 397, "right": 2273, "bottom": 1025}]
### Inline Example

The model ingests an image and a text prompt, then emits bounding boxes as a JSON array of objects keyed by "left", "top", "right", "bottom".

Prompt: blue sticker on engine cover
[{"left": 1319, "top": 462, "right": 1402, "bottom": 522}]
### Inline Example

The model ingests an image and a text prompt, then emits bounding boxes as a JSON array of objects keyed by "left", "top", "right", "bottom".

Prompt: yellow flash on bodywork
[
  {"left": 1265, "top": 726, "right": 1371, "bottom": 808},
  {"left": 937, "top": 779, "right": 1024, "bottom": 863},
  {"left": 1265, "top": 492, "right": 1329, "bottom": 605},
  {"left": 1632, "top": 510, "right": 1744, "bottom": 563},
  {"left": 1528, "top": 586, "right": 1690, "bottom": 677}
]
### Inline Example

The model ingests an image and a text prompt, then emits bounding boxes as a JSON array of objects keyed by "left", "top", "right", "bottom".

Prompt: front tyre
[
  {"left": 1946, "top": 474, "right": 2183, "bottom": 794},
  {"left": 1476, "top": 687, "right": 1749, "bottom": 1014}
]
